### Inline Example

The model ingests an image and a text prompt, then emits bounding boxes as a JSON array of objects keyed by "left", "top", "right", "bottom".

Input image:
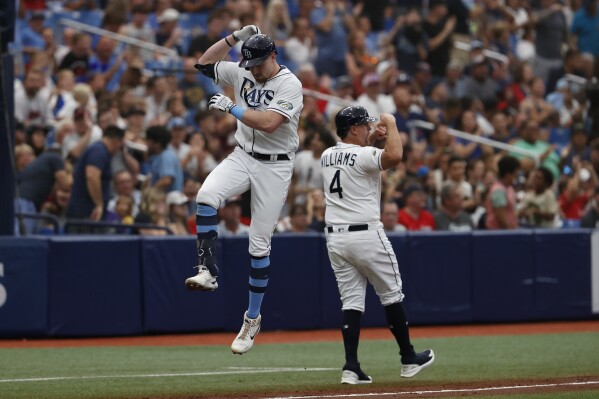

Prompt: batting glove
[
  {"left": 232, "top": 25, "right": 261, "bottom": 42},
  {"left": 208, "top": 93, "right": 237, "bottom": 113}
]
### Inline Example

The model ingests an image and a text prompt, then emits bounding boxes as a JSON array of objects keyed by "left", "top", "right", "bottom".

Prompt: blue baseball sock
[
  {"left": 247, "top": 255, "right": 270, "bottom": 319},
  {"left": 196, "top": 204, "right": 219, "bottom": 276}
]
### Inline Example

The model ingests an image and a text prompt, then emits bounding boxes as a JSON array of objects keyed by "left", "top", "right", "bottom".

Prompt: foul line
[
  {"left": 0, "top": 367, "right": 336, "bottom": 383},
  {"left": 262, "top": 380, "right": 599, "bottom": 399}
]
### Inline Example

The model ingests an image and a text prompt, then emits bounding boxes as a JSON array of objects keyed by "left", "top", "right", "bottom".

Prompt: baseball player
[
  {"left": 321, "top": 106, "right": 434, "bottom": 384},
  {"left": 185, "top": 27, "right": 303, "bottom": 355}
]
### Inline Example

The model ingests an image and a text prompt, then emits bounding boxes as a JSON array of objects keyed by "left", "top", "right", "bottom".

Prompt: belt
[
  {"left": 327, "top": 224, "right": 369, "bottom": 233},
  {"left": 238, "top": 144, "right": 290, "bottom": 161}
]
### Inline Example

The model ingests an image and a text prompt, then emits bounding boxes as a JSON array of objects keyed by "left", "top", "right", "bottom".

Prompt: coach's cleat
[
  {"left": 341, "top": 363, "right": 372, "bottom": 384},
  {"left": 401, "top": 349, "right": 435, "bottom": 378},
  {"left": 185, "top": 266, "right": 218, "bottom": 291},
  {"left": 231, "top": 312, "right": 261, "bottom": 354}
]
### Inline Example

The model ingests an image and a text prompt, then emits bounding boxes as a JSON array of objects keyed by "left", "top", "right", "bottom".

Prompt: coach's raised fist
[
  {"left": 233, "top": 25, "right": 261, "bottom": 42},
  {"left": 209, "top": 93, "right": 236, "bottom": 113}
]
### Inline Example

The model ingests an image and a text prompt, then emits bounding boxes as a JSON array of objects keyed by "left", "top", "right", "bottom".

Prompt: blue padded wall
[
  {"left": 0, "top": 238, "right": 48, "bottom": 336},
  {"left": 406, "top": 232, "right": 473, "bottom": 324},
  {"left": 141, "top": 236, "right": 226, "bottom": 333},
  {"left": 471, "top": 231, "right": 535, "bottom": 321},
  {"left": 47, "top": 237, "right": 143, "bottom": 336},
  {"left": 533, "top": 230, "right": 591, "bottom": 319}
]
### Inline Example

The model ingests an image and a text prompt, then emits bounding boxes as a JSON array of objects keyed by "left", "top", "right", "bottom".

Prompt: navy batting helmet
[
  {"left": 335, "top": 106, "right": 377, "bottom": 134},
  {"left": 239, "top": 34, "right": 276, "bottom": 68}
]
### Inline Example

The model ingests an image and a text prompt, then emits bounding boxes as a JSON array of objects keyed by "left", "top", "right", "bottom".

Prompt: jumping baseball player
[
  {"left": 185, "top": 27, "right": 303, "bottom": 355},
  {"left": 321, "top": 106, "right": 434, "bottom": 384}
]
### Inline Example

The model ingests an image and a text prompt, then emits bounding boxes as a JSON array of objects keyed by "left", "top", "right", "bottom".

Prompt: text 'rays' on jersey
[{"left": 240, "top": 77, "right": 274, "bottom": 108}]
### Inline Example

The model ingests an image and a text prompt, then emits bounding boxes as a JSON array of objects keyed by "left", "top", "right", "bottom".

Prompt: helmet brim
[{"left": 239, "top": 54, "right": 270, "bottom": 68}]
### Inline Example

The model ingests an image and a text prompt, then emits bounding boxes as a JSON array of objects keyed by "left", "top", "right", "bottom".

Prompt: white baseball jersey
[
  {"left": 321, "top": 142, "right": 404, "bottom": 312},
  {"left": 321, "top": 142, "right": 384, "bottom": 225},
  {"left": 213, "top": 61, "right": 303, "bottom": 154}
]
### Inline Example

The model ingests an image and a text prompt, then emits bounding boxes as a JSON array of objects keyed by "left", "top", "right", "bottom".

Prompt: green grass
[{"left": 0, "top": 332, "right": 598, "bottom": 399}]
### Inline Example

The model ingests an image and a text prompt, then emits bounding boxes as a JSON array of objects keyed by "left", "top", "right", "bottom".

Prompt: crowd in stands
[{"left": 11, "top": 0, "right": 599, "bottom": 235}]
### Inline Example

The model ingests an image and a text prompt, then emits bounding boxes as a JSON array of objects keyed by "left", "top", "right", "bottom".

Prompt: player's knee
[
  {"left": 196, "top": 191, "right": 219, "bottom": 209},
  {"left": 379, "top": 291, "right": 405, "bottom": 307}
]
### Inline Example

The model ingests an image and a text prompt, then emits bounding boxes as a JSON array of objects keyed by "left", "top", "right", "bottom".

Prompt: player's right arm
[{"left": 379, "top": 113, "right": 403, "bottom": 170}]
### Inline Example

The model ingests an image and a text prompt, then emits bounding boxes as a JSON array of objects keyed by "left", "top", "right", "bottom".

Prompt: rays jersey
[
  {"left": 321, "top": 142, "right": 384, "bottom": 225},
  {"left": 213, "top": 61, "right": 303, "bottom": 154}
]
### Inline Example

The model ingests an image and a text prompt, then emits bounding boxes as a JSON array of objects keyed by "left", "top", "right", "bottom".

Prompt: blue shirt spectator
[
  {"left": 310, "top": 1, "right": 351, "bottom": 77},
  {"left": 571, "top": 1, "right": 599, "bottom": 56},
  {"left": 146, "top": 125, "right": 184, "bottom": 193}
]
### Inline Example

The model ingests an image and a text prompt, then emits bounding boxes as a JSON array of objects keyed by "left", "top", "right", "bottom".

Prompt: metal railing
[
  {"left": 15, "top": 212, "right": 61, "bottom": 234},
  {"left": 408, "top": 120, "right": 540, "bottom": 164},
  {"left": 453, "top": 41, "right": 509, "bottom": 64},
  {"left": 59, "top": 18, "right": 178, "bottom": 59}
]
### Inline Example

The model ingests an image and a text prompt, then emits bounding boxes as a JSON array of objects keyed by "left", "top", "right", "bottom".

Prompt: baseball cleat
[
  {"left": 185, "top": 266, "right": 218, "bottom": 291},
  {"left": 401, "top": 349, "right": 435, "bottom": 378},
  {"left": 341, "top": 364, "right": 372, "bottom": 384},
  {"left": 231, "top": 312, "right": 261, "bottom": 354}
]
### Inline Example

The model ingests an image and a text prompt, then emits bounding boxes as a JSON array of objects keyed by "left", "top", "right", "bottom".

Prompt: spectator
[
  {"left": 25, "top": 124, "right": 49, "bottom": 157},
  {"left": 561, "top": 123, "right": 591, "bottom": 170},
  {"left": 461, "top": 55, "right": 500, "bottom": 104},
  {"left": 398, "top": 184, "right": 435, "bottom": 231},
  {"left": 282, "top": 204, "right": 316, "bottom": 233},
  {"left": 423, "top": 0, "right": 456, "bottom": 78},
  {"left": 485, "top": 155, "right": 520, "bottom": 229},
  {"left": 14, "top": 68, "right": 52, "bottom": 127},
  {"left": 581, "top": 187, "right": 599, "bottom": 228},
  {"left": 39, "top": 173, "right": 74, "bottom": 232},
  {"left": 518, "top": 166, "right": 559, "bottom": 228},
  {"left": 345, "top": 29, "right": 378, "bottom": 83},
  {"left": 182, "top": 132, "right": 217, "bottom": 182},
  {"left": 306, "top": 188, "right": 327, "bottom": 232},
  {"left": 66, "top": 125, "right": 125, "bottom": 223},
  {"left": 434, "top": 181, "right": 474, "bottom": 231},
  {"left": 510, "top": 119, "right": 561, "bottom": 180},
  {"left": 155, "top": 8, "right": 183, "bottom": 54},
  {"left": 180, "top": 0, "right": 217, "bottom": 13},
  {"left": 392, "top": 85, "right": 426, "bottom": 141},
  {"left": 284, "top": 17, "right": 317, "bottom": 72},
  {"left": 262, "top": 0, "right": 293, "bottom": 49},
  {"left": 519, "top": 77, "right": 555, "bottom": 127},
  {"left": 559, "top": 161, "right": 598, "bottom": 221},
  {"left": 145, "top": 76, "right": 170, "bottom": 125},
  {"left": 531, "top": 0, "right": 568, "bottom": 82},
  {"left": 15, "top": 143, "right": 35, "bottom": 172},
  {"left": 48, "top": 70, "right": 76, "bottom": 120},
  {"left": 105, "top": 194, "right": 135, "bottom": 227},
  {"left": 20, "top": 11, "right": 46, "bottom": 67},
  {"left": 454, "top": 110, "right": 486, "bottom": 161},
  {"left": 218, "top": 196, "right": 250, "bottom": 237},
  {"left": 291, "top": 127, "right": 335, "bottom": 205},
  {"left": 166, "top": 190, "right": 191, "bottom": 235},
  {"left": 384, "top": 8, "right": 427, "bottom": 76},
  {"left": 356, "top": 73, "right": 395, "bottom": 119},
  {"left": 381, "top": 201, "right": 407, "bottom": 232},
  {"left": 570, "top": 0, "right": 599, "bottom": 57},
  {"left": 546, "top": 49, "right": 582, "bottom": 95},
  {"left": 167, "top": 117, "right": 190, "bottom": 162},
  {"left": 444, "top": 156, "right": 477, "bottom": 211},
  {"left": 119, "top": 5, "right": 155, "bottom": 62},
  {"left": 88, "top": 37, "right": 126, "bottom": 93},
  {"left": 106, "top": 170, "right": 141, "bottom": 217},
  {"left": 58, "top": 32, "right": 92, "bottom": 83},
  {"left": 310, "top": 0, "right": 355, "bottom": 78},
  {"left": 443, "top": 59, "right": 465, "bottom": 100},
  {"left": 63, "top": 106, "right": 102, "bottom": 162},
  {"left": 135, "top": 187, "right": 169, "bottom": 236},
  {"left": 146, "top": 125, "right": 184, "bottom": 193},
  {"left": 187, "top": 10, "right": 228, "bottom": 58}
]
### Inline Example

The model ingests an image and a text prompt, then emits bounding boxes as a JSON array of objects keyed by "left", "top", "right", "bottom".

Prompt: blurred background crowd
[{"left": 11, "top": 0, "right": 599, "bottom": 235}]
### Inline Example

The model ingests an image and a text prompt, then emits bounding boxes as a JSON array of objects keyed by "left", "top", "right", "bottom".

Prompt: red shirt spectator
[{"left": 398, "top": 185, "right": 435, "bottom": 231}]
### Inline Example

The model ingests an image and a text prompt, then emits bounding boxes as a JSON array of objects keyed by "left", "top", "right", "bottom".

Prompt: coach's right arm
[{"left": 378, "top": 114, "right": 404, "bottom": 170}]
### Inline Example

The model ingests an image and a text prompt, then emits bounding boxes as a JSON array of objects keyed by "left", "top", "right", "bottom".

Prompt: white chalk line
[
  {"left": 0, "top": 367, "right": 336, "bottom": 383},
  {"left": 261, "top": 380, "right": 599, "bottom": 399}
]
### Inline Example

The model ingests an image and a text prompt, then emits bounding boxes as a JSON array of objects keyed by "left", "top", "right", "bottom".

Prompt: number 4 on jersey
[{"left": 329, "top": 170, "right": 343, "bottom": 199}]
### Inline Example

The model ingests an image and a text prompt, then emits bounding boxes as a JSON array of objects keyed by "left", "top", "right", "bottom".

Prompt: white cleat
[
  {"left": 231, "top": 311, "right": 261, "bottom": 355},
  {"left": 184, "top": 266, "right": 218, "bottom": 291},
  {"left": 401, "top": 349, "right": 435, "bottom": 378}
]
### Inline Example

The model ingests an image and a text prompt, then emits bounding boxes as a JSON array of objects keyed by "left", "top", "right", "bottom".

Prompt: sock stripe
[
  {"left": 249, "top": 277, "right": 269, "bottom": 287},
  {"left": 197, "top": 204, "right": 217, "bottom": 217},
  {"left": 196, "top": 225, "right": 218, "bottom": 233},
  {"left": 250, "top": 266, "right": 269, "bottom": 279},
  {"left": 249, "top": 286, "right": 267, "bottom": 293},
  {"left": 251, "top": 256, "right": 270, "bottom": 268}
]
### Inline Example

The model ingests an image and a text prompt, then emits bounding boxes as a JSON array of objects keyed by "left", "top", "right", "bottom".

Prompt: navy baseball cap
[{"left": 239, "top": 34, "right": 276, "bottom": 68}]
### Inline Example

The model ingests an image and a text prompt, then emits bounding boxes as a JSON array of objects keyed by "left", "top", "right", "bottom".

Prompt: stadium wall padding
[{"left": 0, "top": 230, "right": 596, "bottom": 337}]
